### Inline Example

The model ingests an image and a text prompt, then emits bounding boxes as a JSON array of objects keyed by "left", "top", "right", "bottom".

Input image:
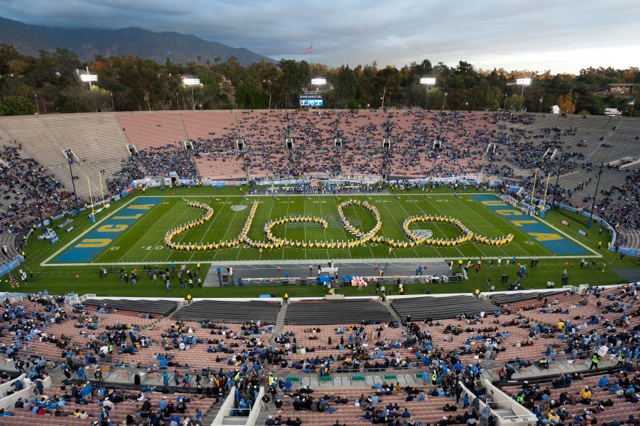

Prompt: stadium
[{"left": 0, "top": 107, "right": 639, "bottom": 426}]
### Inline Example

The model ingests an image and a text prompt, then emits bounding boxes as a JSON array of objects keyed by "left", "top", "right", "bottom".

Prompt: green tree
[
  {"left": 278, "top": 59, "right": 310, "bottom": 107},
  {"left": 248, "top": 60, "right": 281, "bottom": 110},
  {"left": 0, "top": 95, "right": 36, "bottom": 115},
  {"left": 505, "top": 94, "right": 524, "bottom": 112},
  {"left": 236, "top": 76, "right": 266, "bottom": 109},
  {"left": 375, "top": 66, "right": 401, "bottom": 108},
  {"left": 331, "top": 65, "right": 357, "bottom": 109},
  {"left": 557, "top": 93, "right": 576, "bottom": 114},
  {"left": 0, "top": 44, "right": 21, "bottom": 75}
]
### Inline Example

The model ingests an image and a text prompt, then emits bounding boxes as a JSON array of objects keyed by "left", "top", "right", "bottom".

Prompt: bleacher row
[
  {"left": 488, "top": 113, "right": 640, "bottom": 234},
  {"left": 284, "top": 300, "right": 396, "bottom": 325},
  {"left": 116, "top": 109, "right": 497, "bottom": 180},
  {"left": 0, "top": 389, "right": 215, "bottom": 426},
  {"left": 1, "top": 283, "right": 639, "bottom": 424},
  {"left": 1, "top": 110, "right": 639, "bottom": 254},
  {"left": 499, "top": 373, "right": 640, "bottom": 426},
  {"left": 391, "top": 296, "right": 498, "bottom": 321},
  {"left": 270, "top": 386, "right": 463, "bottom": 426}
]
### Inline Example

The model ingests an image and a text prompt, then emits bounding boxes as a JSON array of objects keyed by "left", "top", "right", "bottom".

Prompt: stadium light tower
[
  {"left": 182, "top": 77, "right": 201, "bottom": 110},
  {"left": 309, "top": 78, "right": 326, "bottom": 109},
  {"left": 311, "top": 77, "right": 326, "bottom": 87},
  {"left": 420, "top": 77, "right": 436, "bottom": 110},
  {"left": 551, "top": 147, "right": 564, "bottom": 210},
  {"left": 587, "top": 162, "right": 605, "bottom": 229},
  {"left": 65, "top": 150, "right": 80, "bottom": 215},
  {"left": 29, "top": 168, "right": 46, "bottom": 234},
  {"left": 516, "top": 78, "right": 531, "bottom": 113},
  {"left": 79, "top": 66, "right": 98, "bottom": 89}
]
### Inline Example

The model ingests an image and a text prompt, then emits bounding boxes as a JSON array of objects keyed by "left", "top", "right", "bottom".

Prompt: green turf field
[
  {"left": 45, "top": 191, "right": 592, "bottom": 265},
  {"left": 10, "top": 186, "right": 635, "bottom": 298}
]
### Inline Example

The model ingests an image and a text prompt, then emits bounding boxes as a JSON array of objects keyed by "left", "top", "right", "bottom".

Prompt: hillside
[{"left": 0, "top": 16, "right": 273, "bottom": 66}]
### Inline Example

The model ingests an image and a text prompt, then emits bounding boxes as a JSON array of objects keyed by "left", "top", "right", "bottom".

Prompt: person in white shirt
[{"left": 102, "top": 397, "right": 115, "bottom": 409}]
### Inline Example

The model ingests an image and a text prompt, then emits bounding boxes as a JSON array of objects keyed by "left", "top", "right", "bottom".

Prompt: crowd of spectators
[
  {"left": 484, "top": 113, "right": 640, "bottom": 232},
  {"left": 136, "top": 144, "right": 199, "bottom": 180},
  {"left": 0, "top": 145, "right": 79, "bottom": 235},
  {"left": 106, "top": 157, "right": 145, "bottom": 195},
  {"left": 0, "top": 282, "right": 639, "bottom": 424},
  {"left": 2, "top": 109, "right": 640, "bottom": 255}
]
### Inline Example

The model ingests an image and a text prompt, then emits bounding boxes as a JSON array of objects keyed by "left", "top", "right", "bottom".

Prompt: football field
[{"left": 44, "top": 192, "right": 595, "bottom": 266}]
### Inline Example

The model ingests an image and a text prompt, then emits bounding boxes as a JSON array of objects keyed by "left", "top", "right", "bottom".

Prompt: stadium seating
[{"left": 285, "top": 300, "right": 396, "bottom": 325}]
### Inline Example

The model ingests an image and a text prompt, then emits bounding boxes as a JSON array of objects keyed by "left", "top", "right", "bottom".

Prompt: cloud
[{"left": 1, "top": 0, "right": 639, "bottom": 73}]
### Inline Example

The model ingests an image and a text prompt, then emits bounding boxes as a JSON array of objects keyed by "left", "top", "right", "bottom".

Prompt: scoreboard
[{"left": 299, "top": 93, "right": 323, "bottom": 107}]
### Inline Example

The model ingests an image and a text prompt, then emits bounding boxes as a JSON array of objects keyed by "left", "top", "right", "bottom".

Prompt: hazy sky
[{"left": 2, "top": 0, "right": 638, "bottom": 74}]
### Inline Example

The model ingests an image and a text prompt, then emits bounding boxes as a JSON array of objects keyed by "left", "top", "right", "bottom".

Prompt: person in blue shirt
[
  {"left": 598, "top": 376, "right": 609, "bottom": 388},
  {"left": 159, "top": 396, "right": 168, "bottom": 411},
  {"left": 0, "top": 408, "right": 14, "bottom": 416}
]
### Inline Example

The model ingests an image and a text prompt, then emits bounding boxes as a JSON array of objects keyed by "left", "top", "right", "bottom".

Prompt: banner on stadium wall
[
  {"left": 324, "top": 179, "right": 379, "bottom": 185},
  {"left": 617, "top": 247, "right": 640, "bottom": 257},
  {"left": 261, "top": 180, "right": 303, "bottom": 186},
  {"left": 132, "top": 178, "right": 161, "bottom": 188},
  {"left": 0, "top": 257, "right": 22, "bottom": 278},
  {"left": 120, "top": 184, "right": 134, "bottom": 199},
  {"left": 394, "top": 176, "right": 479, "bottom": 186}
]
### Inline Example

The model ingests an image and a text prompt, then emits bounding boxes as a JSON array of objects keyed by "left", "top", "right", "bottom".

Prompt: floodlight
[
  {"left": 420, "top": 78, "right": 436, "bottom": 110},
  {"left": 182, "top": 78, "right": 200, "bottom": 110},
  {"left": 516, "top": 78, "right": 532, "bottom": 111},
  {"left": 80, "top": 74, "right": 98, "bottom": 83},
  {"left": 311, "top": 78, "right": 326, "bottom": 85}
]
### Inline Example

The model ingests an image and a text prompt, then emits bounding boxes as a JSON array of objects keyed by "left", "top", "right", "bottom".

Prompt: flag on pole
[
  {"left": 628, "top": 98, "right": 636, "bottom": 106},
  {"left": 305, "top": 45, "right": 313, "bottom": 54}
]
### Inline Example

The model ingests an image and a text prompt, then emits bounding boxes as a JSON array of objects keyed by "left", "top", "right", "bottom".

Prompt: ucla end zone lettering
[
  {"left": 471, "top": 194, "right": 587, "bottom": 255},
  {"left": 54, "top": 197, "right": 163, "bottom": 263}
]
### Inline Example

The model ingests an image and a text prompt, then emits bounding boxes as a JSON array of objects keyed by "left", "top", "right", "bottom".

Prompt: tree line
[{"left": 0, "top": 44, "right": 637, "bottom": 116}]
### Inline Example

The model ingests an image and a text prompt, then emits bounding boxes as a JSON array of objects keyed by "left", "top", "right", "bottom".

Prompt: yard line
[
  {"left": 452, "top": 196, "right": 514, "bottom": 258},
  {"left": 280, "top": 197, "right": 292, "bottom": 262},
  {"left": 316, "top": 196, "right": 331, "bottom": 260},
  {"left": 348, "top": 196, "right": 376, "bottom": 259},
  {"left": 116, "top": 200, "right": 191, "bottom": 264},
  {"left": 431, "top": 196, "right": 493, "bottom": 259},
  {"left": 140, "top": 200, "right": 196, "bottom": 263},
  {"left": 188, "top": 196, "right": 233, "bottom": 263},
  {"left": 233, "top": 199, "right": 256, "bottom": 262},
  {"left": 376, "top": 197, "right": 421, "bottom": 258},
  {"left": 410, "top": 195, "right": 467, "bottom": 259},
  {"left": 458, "top": 194, "right": 553, "bottom": 257},
  {"left": 262, "top": 196, "right": 277, "bottom": 254},
  {"left": 216, "top": 198, "right": 248, "bottom": 262}
]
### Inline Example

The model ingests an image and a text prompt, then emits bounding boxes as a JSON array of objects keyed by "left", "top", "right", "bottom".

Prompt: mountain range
[{"left": 0, "top": 16, "right": 273, "bottom": 66}]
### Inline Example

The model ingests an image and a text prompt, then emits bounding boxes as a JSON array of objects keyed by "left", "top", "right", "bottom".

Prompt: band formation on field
[{"left": 163, "top": 199, "right": 514, "bottom": 252}]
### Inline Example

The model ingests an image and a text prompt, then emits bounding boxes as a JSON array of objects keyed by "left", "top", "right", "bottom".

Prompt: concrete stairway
[{"left": 270, "top": 302, "right": 288, "bottom": 343}]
